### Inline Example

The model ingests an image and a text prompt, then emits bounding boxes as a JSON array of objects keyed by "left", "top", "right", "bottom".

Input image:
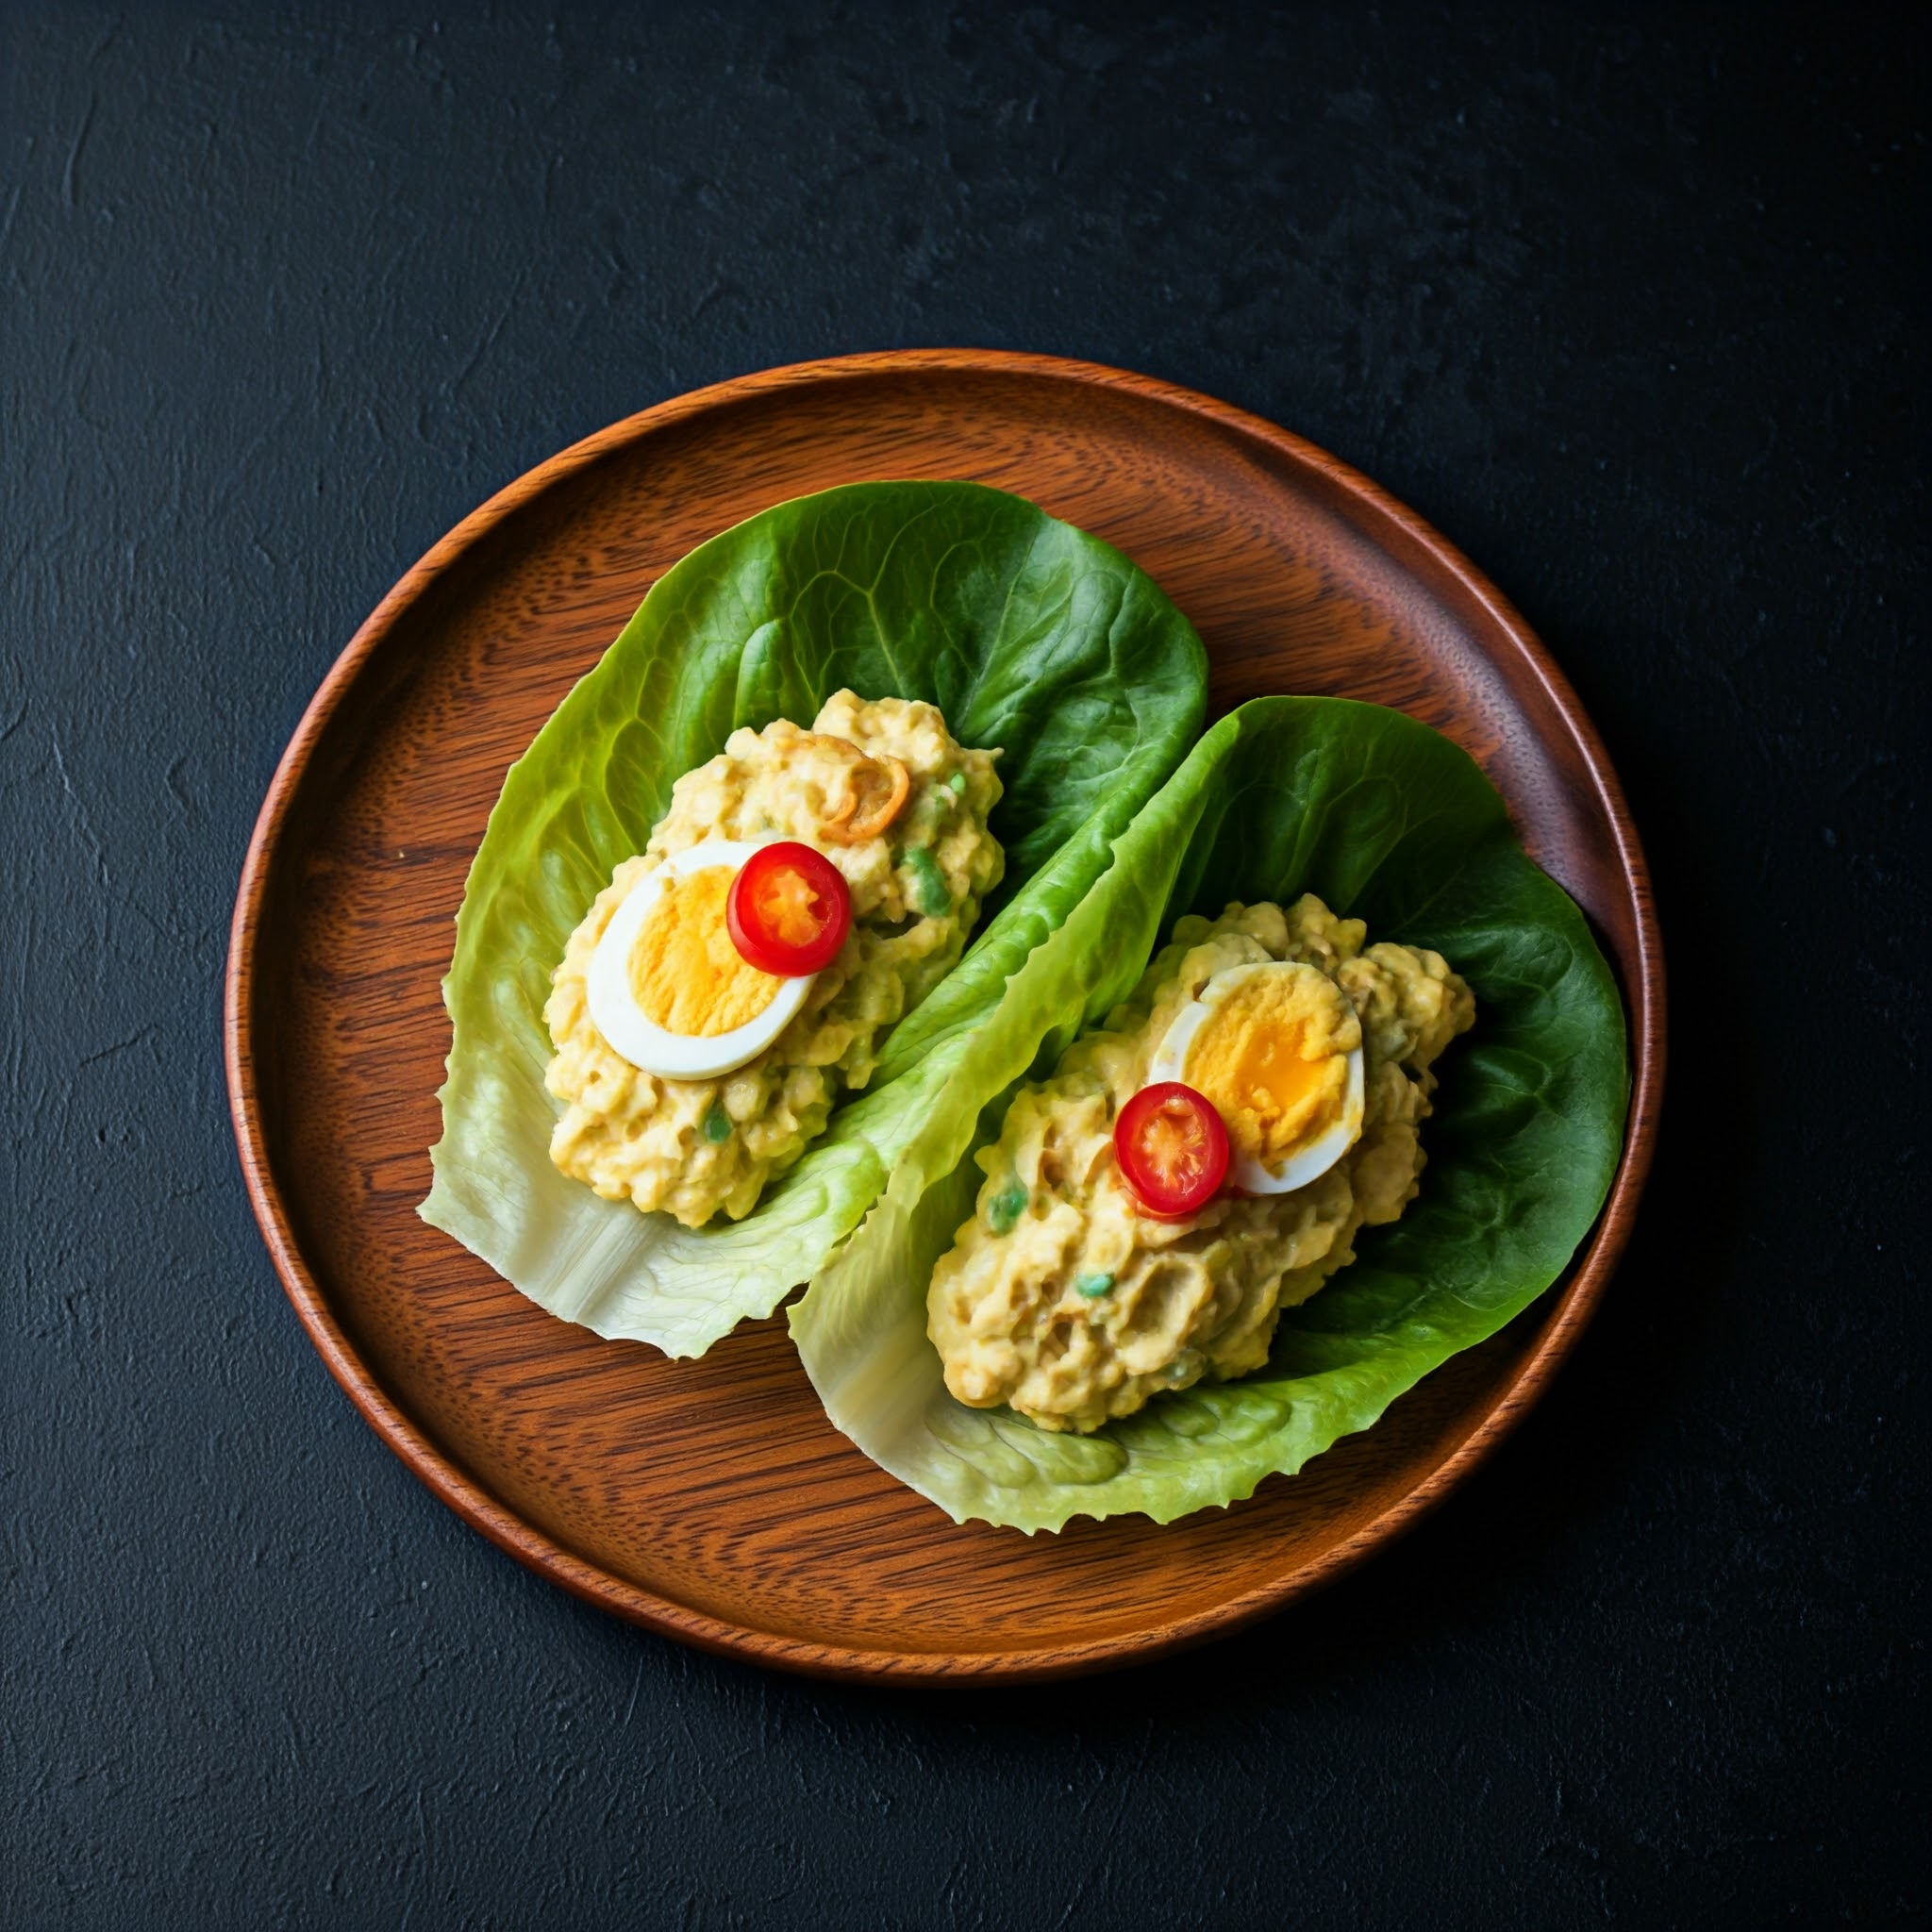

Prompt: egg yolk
[
  {"left": 1185, "top": 973, "right": 1358, "bottom": 1166},
  {"left": 626, "top": 866, "right": 784, "bottom": 1037}
]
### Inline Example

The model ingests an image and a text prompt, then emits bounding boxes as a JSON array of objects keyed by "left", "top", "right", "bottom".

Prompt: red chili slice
[
  {"left": 1113, "top": 1081, "right": 1230, "bottom": 1219},
  {"left": 726, "top": 842, "right": 852, "bottom": 977}
]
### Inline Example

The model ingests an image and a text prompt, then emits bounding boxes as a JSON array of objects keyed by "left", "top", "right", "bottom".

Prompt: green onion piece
[
  {"left": 985, "top": 1180, "right": 1027, "bottom": 1236},
  {"left": 946, "top": 771, "right": 968, "bottom": 796},
  {"left": 905, "top": 846, "right": 951, "bottom": 918},
  {"left": 701, "top": 1100, "right": 733, "bottom": 1144},
  {"left": 1074, "top": 1272, "right": 1115, "bottom": 1299}
]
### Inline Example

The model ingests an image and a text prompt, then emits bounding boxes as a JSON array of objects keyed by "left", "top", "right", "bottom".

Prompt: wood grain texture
[{"left": 225, "top": 351, "right": 1664, "bottom": 1683}]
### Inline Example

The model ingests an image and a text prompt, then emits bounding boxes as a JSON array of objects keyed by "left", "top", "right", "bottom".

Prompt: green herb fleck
[
  {"left": 985, "top": 1180, "right": 1027, "bottom": 1236},
  {"left": 701, "top": 1100, "right": 733, "bottom": 1144},
  {"left": 905, "top": 846, "right": 951, "bottom": 918},
  {"left": 946, "top": 771, "right": 968, "bottom": 797},
  {"left": 1074, "top": 1272, "right": 1115, "bottom": 1299}
]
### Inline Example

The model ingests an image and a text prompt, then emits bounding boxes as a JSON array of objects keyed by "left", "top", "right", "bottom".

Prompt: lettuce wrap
[
  {"left": 421, "top": 481, "right": 1208, "bottom": 1357},
  {"left": 790, "top": 695, "right": 1630, "bottom": 1529}
]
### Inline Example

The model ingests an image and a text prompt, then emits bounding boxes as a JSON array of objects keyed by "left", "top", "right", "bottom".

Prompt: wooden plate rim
[{"left": 224, "top": 348, "right": 1665, "bottom": 1684}]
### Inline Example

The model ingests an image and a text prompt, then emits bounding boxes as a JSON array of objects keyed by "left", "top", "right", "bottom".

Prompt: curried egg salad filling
[
  {"left": 926, "top": 896, "right": 1474, "bottom": 1433},
  {"left": 544, "top": 691, "right": 1002, "bottom": 1228}
]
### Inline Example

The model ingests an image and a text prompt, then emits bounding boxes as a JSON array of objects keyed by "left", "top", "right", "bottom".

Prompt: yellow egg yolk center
[
  {"left": 627, "top": 866, "right": 784, "bottom": 1037},
  {"left": 1184, "top": 973, "right": 1357, "bottom": 1165}
]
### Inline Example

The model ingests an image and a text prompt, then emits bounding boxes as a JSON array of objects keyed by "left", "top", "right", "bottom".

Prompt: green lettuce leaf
[
  {"left": 790, "top": 696, "right": 1630, "bottom": 1530},
  {"left": 420, "top": 481, "right": 1208, "bottom": 1357}
]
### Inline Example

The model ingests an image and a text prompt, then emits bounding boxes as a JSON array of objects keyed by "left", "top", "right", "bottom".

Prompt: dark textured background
[{"left": 4, "top": 4, "right": 1926, "bottom": 1925}]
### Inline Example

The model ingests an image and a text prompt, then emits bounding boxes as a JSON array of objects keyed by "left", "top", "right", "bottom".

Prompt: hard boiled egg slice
[
  {"left": 587, "top": 840, "right": 814, "bottom": 1079},
  {"left": 1144, "top": 961, "right": 1366, "bottom": 1194}
]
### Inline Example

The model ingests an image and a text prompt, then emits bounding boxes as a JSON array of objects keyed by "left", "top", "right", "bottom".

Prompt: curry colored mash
[
  {"left": 926, "top": 896, "right": 1474, "bottom": 1433},
  {"left": 544, "top": 692, "right": 1003, "bottom": 1228}
]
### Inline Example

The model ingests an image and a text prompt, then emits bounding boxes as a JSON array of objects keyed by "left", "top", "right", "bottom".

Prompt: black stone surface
[{"left": 5, "top": 6, "right": 1925, "bottom": 1925}]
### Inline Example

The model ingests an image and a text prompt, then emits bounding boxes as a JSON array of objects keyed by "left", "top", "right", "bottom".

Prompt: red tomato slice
[
  {"left": 1113, "top": 1081, "right": 1230, "bottom": 1218},
  {"left": 726, "top": 842, "right": 852, "bottom": 976}
]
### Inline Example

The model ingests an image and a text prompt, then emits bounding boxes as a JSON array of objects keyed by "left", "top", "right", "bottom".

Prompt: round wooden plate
[{"left": 226, "top": 351, "right": 1662, "bottom": 1683}]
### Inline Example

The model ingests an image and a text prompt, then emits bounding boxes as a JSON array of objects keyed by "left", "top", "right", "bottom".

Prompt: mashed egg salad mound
[
  {"left": 788, "top": 694, "right": 1626, "bottom": 1531},
  {"left": 421, "top": 478, "right": 1208, "bottom": 1358},
  {"left": 927, "top": 898, "right": 1474, "bottom": 1432},
  {"left": 545, "top": 692, "right": 1003, "bottom": 1228}
]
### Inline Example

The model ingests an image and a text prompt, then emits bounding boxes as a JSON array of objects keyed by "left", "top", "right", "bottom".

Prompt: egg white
[
  {"left": 1144, "top": 961, "right": 1366, "bottom": 1194},
  {"left": 586, "top": 838, "right": 814, "bottom": 1080}
]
